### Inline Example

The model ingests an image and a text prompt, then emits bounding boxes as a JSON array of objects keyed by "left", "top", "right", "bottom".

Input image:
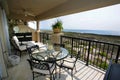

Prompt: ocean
[
  {"left": 41, "top": 29, "right": 120, "bottom": 36},
  {"left": 63, "top": 29, "right": 120, "bottom": 36}
]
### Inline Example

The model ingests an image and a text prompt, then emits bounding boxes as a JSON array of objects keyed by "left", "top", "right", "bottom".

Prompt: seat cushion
[
  {"left": 63, "top": 57, "right": 76, "bottom": 62},
  {"left": 22, "top": 41, "right": 35, "bottom": 45},
  {"left": 19, "top": 41, "right": 44, "bottom": 51},
  {"left": 57, "top": 57, "right": 76, "bottom": 69},
  {"left": 19, "top": 45, "right": 27, "bottom": 51},
  {"left": 61, "top": 57, "right": 76, "bottom": 69},
  {"left": 19, "top": 41, "right": 36, "bottom": 51},
  {"left": 62, "top": 61, "right": 74, "bottom": 69}
]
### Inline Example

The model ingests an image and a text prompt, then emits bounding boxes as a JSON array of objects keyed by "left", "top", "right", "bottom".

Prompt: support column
[
  {"left": 36, "top": 21, "right": 40, "bottom": 42},
  {"left": 32, "top": 21, "right": 40, "bottom": 42}
]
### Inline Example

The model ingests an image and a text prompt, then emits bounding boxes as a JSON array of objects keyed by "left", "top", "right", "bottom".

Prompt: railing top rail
[{"left": 61, "top": 35, "right": 120, "bottom": 46}]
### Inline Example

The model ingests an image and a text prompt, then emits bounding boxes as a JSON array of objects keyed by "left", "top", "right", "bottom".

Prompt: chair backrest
[
  {"left": 27, "top": 45, "right": 39, "bottom": 59},
  {"left": 53, "top": 43, "right": 65, "bottom": 48},
  {"left": 27, "top": 59, "right": 50, "bottom": 70},
  {"left": 75, "top": 51, "right": 81, "bottom": 63},
  {"left": 12, "top": 36, "right": 20, "bottom": 47},
  {"left": 10, "top": 38, "right": 19, "bottom": 50}
]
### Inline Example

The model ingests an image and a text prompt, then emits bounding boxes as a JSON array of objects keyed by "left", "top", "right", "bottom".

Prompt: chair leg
[
  {"left": 55, "top": 63, "right": 57, "bottom": 79},
  {"left": 50, "top": 74, "right": 52, "bottom": 80},
  {"left": 75, "top": 65, "right": 77, "bottom": 72},
  {"left": 59, "top": 67, "right": 61, "bottom": 78},
  {"left": 71, "top": 70, "right": 73, "bottom": 80},
  {"left": 32, "top": 72, "right": 34, "bottom": 80},
  {"left": 19, "top": 52, "right": 21, "bottom": 57},
  {"left": 53, "top": 74, "right": 55, "bottom": 80}
]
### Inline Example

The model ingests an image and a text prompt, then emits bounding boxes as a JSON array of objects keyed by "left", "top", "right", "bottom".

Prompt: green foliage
[
  {"left": 89, "top": 58, "right": 108, "bottom": 70},
  {"left": 66, "top": 47, "right": 77, "bottom": 56},
  {"left": 98, "top": 62, "right": 108, "bottom": 70},
  {"left": 99, "top": 52, "right": 107, "bottom": 57},
  {"left": 93, "top": 46, "right": 97, "bottom": 48},
  {"left": 52, "top": 19, "right": 63, "bottom": 30}
]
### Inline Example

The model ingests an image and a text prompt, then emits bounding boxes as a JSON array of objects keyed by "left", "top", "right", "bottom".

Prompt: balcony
[{"left": 7, "top": 32, "right": 120, "bottom": 80}]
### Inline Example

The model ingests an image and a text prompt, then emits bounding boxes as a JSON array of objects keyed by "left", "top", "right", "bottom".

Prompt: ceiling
[{"left": 3, "top": 0, "right": 120, "bottom": 21}]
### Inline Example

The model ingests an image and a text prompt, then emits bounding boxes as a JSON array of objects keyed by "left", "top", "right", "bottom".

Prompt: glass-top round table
[{"left": 31, "top": 48, "right": 69, "bottom": 62}]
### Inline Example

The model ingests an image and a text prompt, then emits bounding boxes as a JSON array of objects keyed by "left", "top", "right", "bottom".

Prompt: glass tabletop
[{"left": 31, "top": 47, "right": 69, "bottom": 62}]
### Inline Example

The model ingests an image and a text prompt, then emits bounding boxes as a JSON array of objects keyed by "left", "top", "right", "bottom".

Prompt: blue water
[
  {"left": 41, "top": 29, "right": 120, "bottom": 36},
  {"left": 63, "top": 29, "right": 120, "bottom": 36}
]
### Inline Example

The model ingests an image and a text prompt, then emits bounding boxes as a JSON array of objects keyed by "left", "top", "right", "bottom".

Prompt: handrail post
[
  {"left": 115, "top": 46, "right": 120, "bottom": 63},
  {"left": 46, "top": 33, "right": 49, "bottom": 40},
  {"left": 71, "top": 38, "right": 73, "bottom": 58},
  {"left": 39, "top": 32, "right": 41, "bottom": 42},
  {"left": 43, "top": 33, "right": 44, "bottom": 43},
  {"left": 86, "top": 41, "right": 91, "bottom": 66}
]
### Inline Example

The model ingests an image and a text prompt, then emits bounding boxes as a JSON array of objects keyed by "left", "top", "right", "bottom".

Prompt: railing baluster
[
  {"left": 90, "top": 41, "right": 93, "bottom": 65},
  {"left": 71, "top": 38, "right": 73, "bottom": 58},
  {"left": 110, "top": 45, "right": 114, "bottom": 59},
  {"left": 93, "top": 42, "right": 97, "bottom": 66},
  {"left": 104, "top": 44, "right": 109, "bottom": 69},
  {"left": 40, "top": 33, "right": 42, "bottom": 42},
  {"left": 100, "top": 43, "right": 105, "bottom": 69},
  {"left": 80, "top": 40, "right": 84, "bottom": 61},
  {"left": 96, "top": 42, "right": 101, "bottom": 69},
  {"left": 86, "top": 41, "right": 91, "bottom": 66}
]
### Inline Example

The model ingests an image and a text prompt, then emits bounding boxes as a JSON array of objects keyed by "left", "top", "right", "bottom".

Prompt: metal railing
[
  {"left": 61, "top": 36, "right": 120, "bottom": 70},
  {"left": 40, "top": 32, "right": 51, "bottom": 43},
  {"left": 40, "top": 32, "right": 120, "bottom": 71}
]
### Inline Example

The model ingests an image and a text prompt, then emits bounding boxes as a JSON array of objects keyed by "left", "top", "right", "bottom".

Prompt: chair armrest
[
  {"left": 39, "top": 45, "right": 47, "bottom": 49},
  {"left": 63, "top": 59, "right": 75, "bottom": 63}
]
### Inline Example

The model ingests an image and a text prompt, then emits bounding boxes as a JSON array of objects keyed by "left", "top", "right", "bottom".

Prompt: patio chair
[
  {"left": 27, "top": 45, "right": 46, "bottom": 60},
  {"left": 11, "top": 36, "right": 46, "bottom": 57},
  {"left": 27, "top": 59, "right": 56, "bottom": 80},
  {"left": 10, "top": 36, "right": 34, "bottom": 56},
  {"left": 57, "top": 51, "right": 81, "bottom": 80}
]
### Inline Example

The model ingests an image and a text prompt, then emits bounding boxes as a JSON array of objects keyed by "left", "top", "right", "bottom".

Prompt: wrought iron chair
[
  {"left": 27, "top": 44, "right": 47, "bottom": 60},
  {"left": 27, "top": 45, "right": 39, "bottom": 59},
  {"left": 27, "top": 59, "right": 56, "bottom": 80},
  {"left": 57, "top": 51, "right": 81, "bottom": 80}
]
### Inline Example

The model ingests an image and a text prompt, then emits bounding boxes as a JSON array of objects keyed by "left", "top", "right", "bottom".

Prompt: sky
[{"left": 29, "top": 4, "right": 120, "bottom": 31}]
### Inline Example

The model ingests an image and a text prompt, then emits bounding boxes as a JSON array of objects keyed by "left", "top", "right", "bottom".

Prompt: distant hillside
[
  {"left": 64, "top": 32, "right": 120, "bottom": 44},
  {"left": 41, "top": 30, "right": 120, "bottom": 44}
]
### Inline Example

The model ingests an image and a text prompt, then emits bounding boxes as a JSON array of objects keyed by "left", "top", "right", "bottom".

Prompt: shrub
[{"left": 99, "top": 52, "right": 107, "bottom": 57}]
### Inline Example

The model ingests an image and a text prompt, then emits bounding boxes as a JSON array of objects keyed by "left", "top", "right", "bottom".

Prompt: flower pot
[{"left": 53, "top": 28, "right": 61, "bottom": 33}]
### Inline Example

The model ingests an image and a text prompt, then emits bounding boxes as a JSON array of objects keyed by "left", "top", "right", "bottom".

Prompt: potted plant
[{"left": 52, "top": 19, "right": 63, "bottom": 33}]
